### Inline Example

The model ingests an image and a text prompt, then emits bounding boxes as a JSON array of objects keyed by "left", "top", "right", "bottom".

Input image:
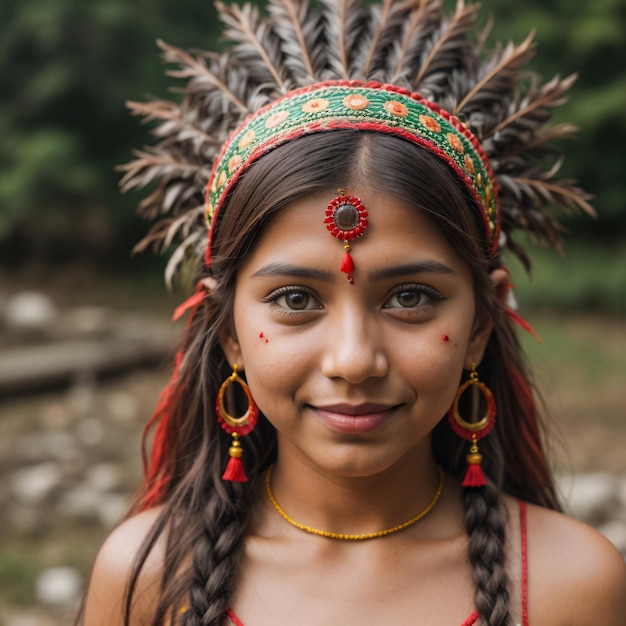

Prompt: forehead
[{"left": 239, "top": 187, "right": 471, "bottom": 279}]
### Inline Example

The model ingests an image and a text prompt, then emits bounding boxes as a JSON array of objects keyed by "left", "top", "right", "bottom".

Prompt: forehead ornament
[{"left": 324, "top": 189, "right": 368, "bottom": 283}]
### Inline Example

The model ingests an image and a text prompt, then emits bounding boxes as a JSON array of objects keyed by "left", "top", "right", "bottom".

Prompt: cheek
[
  {"left": 237, "top": 327, "right": 314, "bottom": 412},
  {"left": 396, "top": 324, "right": 471, "bottom": 410}
]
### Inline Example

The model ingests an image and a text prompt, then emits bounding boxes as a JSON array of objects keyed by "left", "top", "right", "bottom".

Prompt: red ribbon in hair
[{"left": 140, "top": 281, "right": 209, "bottom": 510}]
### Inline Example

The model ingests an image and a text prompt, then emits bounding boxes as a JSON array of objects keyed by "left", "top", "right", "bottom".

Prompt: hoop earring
[
  {"left": 448, "top": 362, "right": 496, "bottom": 488},
  {"left": 216, "top": 364, "right": 259, "bottom": 482}
]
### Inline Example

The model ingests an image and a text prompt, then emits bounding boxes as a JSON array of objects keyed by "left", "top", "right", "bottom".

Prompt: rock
[
  {"left": 34, "top": 566, "right": 82, "bottom": 606},
  {"left": 558, "top": 472, "right": 620, "bottom": 525},
  {"left": 10, "top": 463, "right": 63, "bottom": 505},
  {"left": 106, "top": 390, "right": 139, "bottom": 423},
  {"left": 39, "top": 400, "right": 74, "bottom": 430},
  {"left": 58, "top": 484, "right": 128, "bottom": 527},
  {"left": 58, "top": 485, "right": 101, "bottom": 520},
  {"left": 85, "top": 463, "right": 120, "bottom": 491},
  {"left": 3, "top": 291, "right": 58, "bottom": 333},
  {"left": 75, "top": 417, "right": 105, "bottom": 446},
  {"left": 17, "top": 432, "right": 79, "bottom": 463}
]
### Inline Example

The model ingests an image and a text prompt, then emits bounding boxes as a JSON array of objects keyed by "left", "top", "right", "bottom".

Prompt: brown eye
[
  {"left": 396, "top": 290, "right": 422, "bottom": 307},
  {"left": 284, "top": 291, "right": 310, "bottom": 310},
  {"left": 266, "top": 286, "right": 322, "bottom": 312},
  {"left": 383, "top": 284, "right": 443, "bottom": 310}
]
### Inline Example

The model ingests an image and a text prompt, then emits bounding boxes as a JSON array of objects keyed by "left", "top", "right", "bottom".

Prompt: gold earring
[
  {"left": 447, "top": 362, "right": 496, "bottom": 487},
  {"left": 216, "top": 364, "right": 259, "bottom": 482}
]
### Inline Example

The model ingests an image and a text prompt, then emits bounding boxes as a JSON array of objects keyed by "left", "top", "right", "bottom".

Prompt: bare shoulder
[
  {"left": 525, "top": 502, "right": 626, "bottom": 626},
  {"left": 83, "top": 506, "right": 166, "bottom": 626}
]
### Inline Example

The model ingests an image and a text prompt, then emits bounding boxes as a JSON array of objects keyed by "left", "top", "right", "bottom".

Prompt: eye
[
  {"left": 383, "top": 284, "right": 443, "bottom": 309},
  {"left": 265, "top": 286, "right": 322, "bottom": 311}
]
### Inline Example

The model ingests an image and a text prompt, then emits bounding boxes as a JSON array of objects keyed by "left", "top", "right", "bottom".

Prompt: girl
[{"left": 80, "top": 1, "right": 626, "bottom": 625}]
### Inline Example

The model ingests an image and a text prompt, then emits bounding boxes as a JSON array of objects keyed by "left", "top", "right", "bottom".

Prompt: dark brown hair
[{"left": 82, "top": 131, "right": 560, "bottom": 626}]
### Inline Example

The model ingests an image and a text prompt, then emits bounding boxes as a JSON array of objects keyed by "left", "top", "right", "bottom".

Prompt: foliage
[
  {"left": 0, "top": 0, "right": 221, "bottom": 263},
  {"left": 0, "top": 0, "right": 624, "bottom": 269},
  {"left": 507, "top": 240, "right": 626, "bottom": 315},
  {"left": 477, "top": 0, "right": 626, "bottom": 238}
]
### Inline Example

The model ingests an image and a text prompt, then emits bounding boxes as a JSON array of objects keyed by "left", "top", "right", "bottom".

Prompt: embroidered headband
[{"left": 204, "top": 80, "right": 500, "bottom": 266}]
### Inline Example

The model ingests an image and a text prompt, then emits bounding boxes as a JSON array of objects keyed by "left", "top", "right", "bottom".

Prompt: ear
[
  {"left": 219, "top": 330, "right": 245, "bottom": 370},
  {"left": 463, "top": 268, "right": 510, "bottom": 370}
]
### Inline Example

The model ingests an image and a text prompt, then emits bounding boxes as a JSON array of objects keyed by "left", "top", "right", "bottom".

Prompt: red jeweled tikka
[{"left": 325, "top": 189, "right": 368, "bottom": 283}]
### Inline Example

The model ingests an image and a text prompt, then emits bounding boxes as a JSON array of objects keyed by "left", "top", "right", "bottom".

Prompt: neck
[{"left": 267, "top": 441, "right": 442, "bottom": 536}]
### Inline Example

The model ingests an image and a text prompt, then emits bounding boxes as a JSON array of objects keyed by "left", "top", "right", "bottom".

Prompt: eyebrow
[
  {"left": 367, "top": 261, "right": 456, "bottom": 281},
  {"left": 250, "top": 263, "right": 335, "bottom": 281},
  {"left": 250, "top": 260, "right": 455, "bottom": 282}
]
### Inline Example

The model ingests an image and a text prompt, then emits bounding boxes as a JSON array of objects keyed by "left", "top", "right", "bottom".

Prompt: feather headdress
[{"left": 120, "top": 0, "right": 593, "bottom": 286}]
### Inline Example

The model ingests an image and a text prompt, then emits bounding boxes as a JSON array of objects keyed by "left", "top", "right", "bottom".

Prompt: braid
[
  {"left": 182, "top": 485, "right": 251, "bottom": 626},
  {"left": 463, "top": 483, "right": 513, "bottom": 626}
]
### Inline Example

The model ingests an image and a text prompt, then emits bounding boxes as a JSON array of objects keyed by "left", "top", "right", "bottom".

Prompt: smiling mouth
[{"left": 311, "top": 403, "right": 400, "bottom": 434}]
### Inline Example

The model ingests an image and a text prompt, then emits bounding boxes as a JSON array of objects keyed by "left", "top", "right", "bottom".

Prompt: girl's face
[{"left": 222, "top": 187, "right": 494, "bottom": 478}]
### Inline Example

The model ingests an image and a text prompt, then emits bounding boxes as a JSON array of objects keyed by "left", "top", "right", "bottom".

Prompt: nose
[{"left": 320, "top": 307, "right": 389, "bottom": 384}]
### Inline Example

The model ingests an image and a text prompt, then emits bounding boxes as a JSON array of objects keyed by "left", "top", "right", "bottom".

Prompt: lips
[{"left": 311, "top": 403, "right": 399, "bottom": 434}]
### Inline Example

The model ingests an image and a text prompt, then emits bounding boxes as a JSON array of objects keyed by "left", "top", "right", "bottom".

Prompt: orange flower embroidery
[
  {"left": 419, "top": 114, "right": 441, "bottom": 133},
  {"left": 447, "top": 132, "right": 464, "bottom": 154},
  {"left": 265, "top": 110, "right": 289, "bottom": 128},
  {"left": 344, "top": 94, "right": 369, "bottom": 110},
  {"left": 228, "top": 154, "right": 242, "bottom": 173},
  {"left": 485, "top": 183, "right": 494, "bottom": 204},
  {"left": 464, "top": 154, "right": 475, "bottom": 174},
  {"left": 238, "top": 130, "right": 255, "bottom": 149},
  {"left": 217, "top": 170, "right": 227, "bottom": 188},
  {"left": 384, "top": 100, "right": 408, "bottom": 117},
  {"left": 302, "top": 98, "right": 330, "bottom": 113}
]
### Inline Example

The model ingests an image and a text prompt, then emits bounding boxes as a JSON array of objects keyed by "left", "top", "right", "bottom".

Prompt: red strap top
[{"left": 226, "top": 501, "right": 529, "bottom": 626}]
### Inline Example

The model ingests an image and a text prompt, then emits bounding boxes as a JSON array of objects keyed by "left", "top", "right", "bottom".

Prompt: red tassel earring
[
  {"left": 216, "top": 364, "right": 259, "bottom": 482},
  {"left": 448, "top": 362, "right": 496, "bottom": 488},
  {"left": 324, "top": 189, "right": 368, "bottom": 284}
]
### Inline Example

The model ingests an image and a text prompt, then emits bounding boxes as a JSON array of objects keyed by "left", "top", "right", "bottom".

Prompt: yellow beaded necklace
[{"left": 265, "top": 465, "right": 444, "bottom": 541}]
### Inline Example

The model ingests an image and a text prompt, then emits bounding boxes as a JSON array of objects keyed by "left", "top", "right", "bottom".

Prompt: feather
[
  {"left": 488, "top": 73, "right": 577, "bottom": 138},
  {"left": 513, "top": 177, "right": 596, "bottom": 217},
  {"left": 454, "top": 30, "right": 536, "bottom": 113},
  {"left": 216, "top": 1, "right": 287, "bottom": 90},
  {"left": 359, "top": 0, "right": 394, "bottom": 77},
  {"left": 162, "top": 205, "right": 206, "bottom": 250},
  {"left": 502, "top": 123, "right": 579, "bottom": 160},
  {"left": 411, "top": 0, "right": 480, "bottom": 91},
  {"left": 119, "top": 150, "right": 200, "bottom": 195},
  {"left": 156, "top": 40, "right": 248, "bottom": 112},
  {"left": 389, "top": 0, "right": 441, "bottom": 83},
  {"left": 164, "top": 230, "right": 204, "bottom": 290},
  {"left": 352, "top": 0, "right": 411, "bottom": 79},
  {"left": 319, "top": 0, "right": 366, "bottom": 79},
  {"left": 126, "top": 100, "right": 223, "bottom": 148},
  {"left": 267, "top": 0, "right": 318, "bottom": 81}
]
